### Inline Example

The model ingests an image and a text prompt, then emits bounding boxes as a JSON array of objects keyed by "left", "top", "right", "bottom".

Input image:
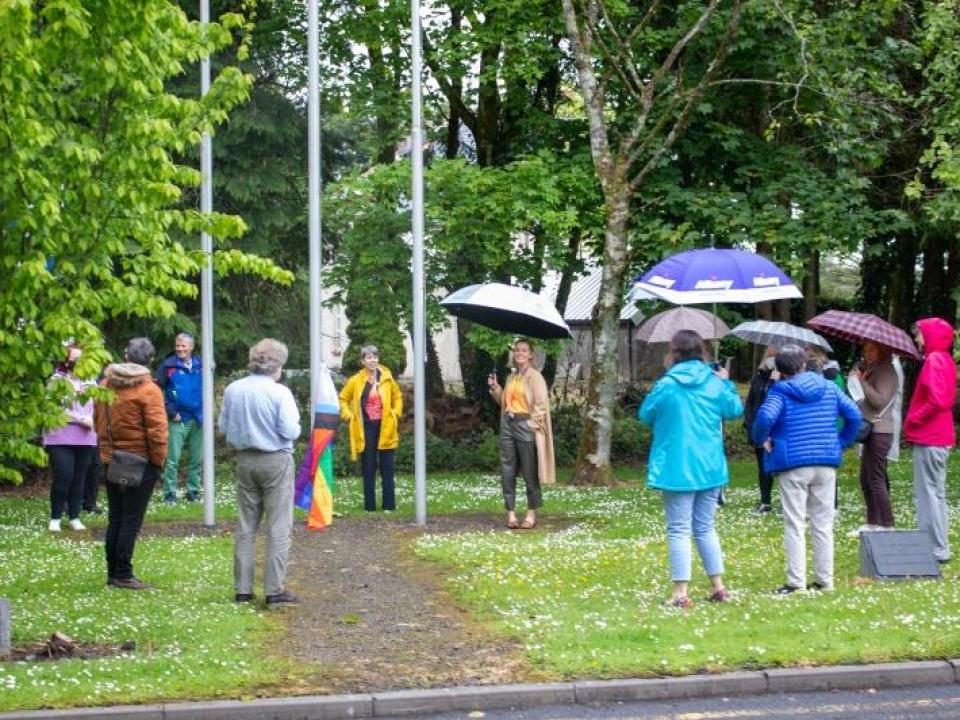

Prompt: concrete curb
[{"left": 1, "top": 660, "right": 957, "bottom": 720}]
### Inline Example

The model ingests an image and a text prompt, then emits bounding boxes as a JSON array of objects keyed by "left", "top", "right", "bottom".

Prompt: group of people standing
[{"left": 641, "top": 317, "right": 955, "bottom": 608}]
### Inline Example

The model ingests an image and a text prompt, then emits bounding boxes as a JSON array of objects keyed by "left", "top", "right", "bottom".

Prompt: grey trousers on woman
[
  {"left": 500, "top": 413, "right": 541, "bottom": 511},
  {"left": 913, "top": 445, "right": 951, "bottom": 562},
  {"left": 234, "top": 450, "right": 295, "bottom": 596}
]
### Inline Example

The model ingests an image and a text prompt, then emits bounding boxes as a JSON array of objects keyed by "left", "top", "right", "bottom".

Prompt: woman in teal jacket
[{"left": 639, "top": 330, "right": 744, "bottom": 608}]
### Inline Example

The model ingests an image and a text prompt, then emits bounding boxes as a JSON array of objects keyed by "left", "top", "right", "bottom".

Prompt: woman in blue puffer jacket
[{"left": 639, "top": 330, "right": 744, "bottom": 608}]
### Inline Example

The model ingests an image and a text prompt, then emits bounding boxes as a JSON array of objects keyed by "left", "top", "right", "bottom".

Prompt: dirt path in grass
[{"left": 277, "top": 513, "right": 563, "bottom": 694}]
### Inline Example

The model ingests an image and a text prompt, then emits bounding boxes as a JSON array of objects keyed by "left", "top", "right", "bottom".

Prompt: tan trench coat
[{"left": 490, "top": 366, "right": 556, "bottom": 486}]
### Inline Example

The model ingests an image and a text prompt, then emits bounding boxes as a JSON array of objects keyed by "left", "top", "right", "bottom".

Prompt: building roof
[{"left": 556, "top": 266, "right": 643, "bottom": 325}]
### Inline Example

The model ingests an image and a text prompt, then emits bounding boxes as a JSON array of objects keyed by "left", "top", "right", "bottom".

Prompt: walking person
[
  {"left": 44, "top": 340, "right": 98, "bottom": 532},
  {"left": 744, "top": 346, "right": 779, "bottom": 514},
  {"left": 156, "top": 332, "right": 203, "bottom": 504},
  {"left": 339, "top": 345, "right": 403, "bottom": 512},
  {"left": 848, "top": 341, "right": 902, "bottom": 531},
  {"left": 904, "top": 317, "right": 957, "bottom": 564},
  {"left": 219, "top": 338, "right": 302, "bottom": 605},
  {"left": 751, "top": 345, "right": 861, "bottom": 594},
  {"left": 639, "top": 330, "right": 743, "bottom": 607},
  {"left": 488, "top": 338, "right": 556, "bottom": 530},
  {"left": 95, "top": 338, "right": 168, "bottom": 589}
]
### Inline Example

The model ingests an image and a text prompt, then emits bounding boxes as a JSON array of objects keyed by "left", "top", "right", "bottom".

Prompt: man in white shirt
[{"left": 219, "top": 338, "right": 301, "bottom": 606}]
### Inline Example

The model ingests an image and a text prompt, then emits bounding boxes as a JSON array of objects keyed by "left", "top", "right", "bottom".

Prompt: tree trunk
[
  {"left": 425, "top": 329, "right": 445, "bottom": 400},
  {"left": 572, "top": 195, "right": 630, "bottom": 486},
  {"left": 802, "top": 249, "right": 819, "bottom": 321},
  {"left": 542, "top": 227, "right": 582, "bottom": 386},
  {"left": 888, "top": 233, "right": 915, "bottom": 327}
]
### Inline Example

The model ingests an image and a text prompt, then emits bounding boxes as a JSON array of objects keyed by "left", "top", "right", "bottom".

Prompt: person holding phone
[
  {"left": 743, "top": 346, "right": 780, "bottom": 514},
  {"left": 639, "top": 330, "right": 743, "bottom": 608},
  {"left": 488, "top": 338, "right": 555, "bottom": 529}
]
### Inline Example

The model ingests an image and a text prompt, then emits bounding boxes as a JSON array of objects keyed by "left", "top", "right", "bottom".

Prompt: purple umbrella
[{"left": 629, "top": 248, "right": 803, "bottom": 305}]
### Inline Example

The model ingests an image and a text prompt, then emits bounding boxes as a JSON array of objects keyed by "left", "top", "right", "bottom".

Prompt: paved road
[{"left": 398, "top": 683, "right": 960, "bottom": 720}]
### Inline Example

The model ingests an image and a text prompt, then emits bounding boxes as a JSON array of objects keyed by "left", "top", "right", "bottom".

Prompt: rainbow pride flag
[{"left": 295, "top": 366, "right": 339, "bottom": 531}]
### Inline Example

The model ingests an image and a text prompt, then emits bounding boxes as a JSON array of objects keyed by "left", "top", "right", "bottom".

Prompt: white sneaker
[
  {"left": 846, "top": 523, "right": 878, "bottom": 538},
  {"left": 48, "top": 519, "right": 61, "bottom": 532},
  {"left": 68, "top": 518, "right": 86, "bottom": 531}
]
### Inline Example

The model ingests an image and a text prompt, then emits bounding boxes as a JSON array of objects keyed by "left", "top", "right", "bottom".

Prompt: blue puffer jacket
[
  {"left": 639, "top": 359, "right": 744, "bottom": 492},
  {"left": 751, "top": 371, "right": 861, "bottom": 474},
  {"left": 156, "top": 353, "right": 203, "bottom": 424}
]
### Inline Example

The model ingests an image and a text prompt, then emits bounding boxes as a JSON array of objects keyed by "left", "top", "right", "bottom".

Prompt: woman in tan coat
[
  {"left": 488, "top": 338, "right": 555, "bottom": 529},
  {"left": 849, "top": 340, "right": 901, "bottom": 531}
]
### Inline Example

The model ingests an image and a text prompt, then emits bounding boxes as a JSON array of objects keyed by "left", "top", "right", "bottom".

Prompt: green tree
[{"left": 0, "top": 0, "right": 291, "bottom": 483}]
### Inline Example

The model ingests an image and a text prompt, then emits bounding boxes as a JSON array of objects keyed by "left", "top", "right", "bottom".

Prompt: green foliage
[{"left": 0, "top": 1, "right": 291, "bottom": 482}]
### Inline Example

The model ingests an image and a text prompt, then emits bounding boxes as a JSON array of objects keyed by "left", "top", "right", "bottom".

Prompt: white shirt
[{"left": 218, "top": 374, "right": 301, "bottom": 452}]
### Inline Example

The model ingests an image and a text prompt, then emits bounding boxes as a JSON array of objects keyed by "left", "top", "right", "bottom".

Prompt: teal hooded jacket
[{"left": 639, "top": 359, "right": 744, "bottom": 492}]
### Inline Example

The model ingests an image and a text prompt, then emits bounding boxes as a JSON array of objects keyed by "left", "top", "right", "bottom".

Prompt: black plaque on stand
[{"left": 859, "top": 530, "right": 941, "bottom": 580}]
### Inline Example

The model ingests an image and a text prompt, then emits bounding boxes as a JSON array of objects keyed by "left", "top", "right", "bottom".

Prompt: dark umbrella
[
  {"left": 807, "top": 310, "right": 919, "bottom": 360},
  {"left": 441, "top": 283, "right": 572, "bottom": 340}
]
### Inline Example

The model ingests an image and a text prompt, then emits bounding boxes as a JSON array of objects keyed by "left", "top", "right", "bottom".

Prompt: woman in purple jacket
[{"left": 43, "top": 341, "right": 99, "bottom": 532}]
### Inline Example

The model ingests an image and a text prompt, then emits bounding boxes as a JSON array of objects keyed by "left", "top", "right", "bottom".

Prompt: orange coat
[{"left": 95, "top": 363, "right": 168, "bottom": 467}]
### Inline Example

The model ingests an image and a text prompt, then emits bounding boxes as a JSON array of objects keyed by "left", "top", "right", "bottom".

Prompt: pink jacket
[{"left": 904, "top": 317, "right": 957, "bottom": 447}]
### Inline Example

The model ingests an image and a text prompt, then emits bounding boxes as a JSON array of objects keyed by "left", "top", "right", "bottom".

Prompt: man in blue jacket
[
  {"left": 752, "top": 344, "right": 861, "bottom": 594},
  {"left": 156, "top": 332, "right": 203, "bottom": 503}
]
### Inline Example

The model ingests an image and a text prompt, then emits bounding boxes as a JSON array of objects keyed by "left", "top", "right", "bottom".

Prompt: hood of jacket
[
  {"left": 917, "top": 317, "right": 954, "bottom": 355},
  {"left": 775, "top": 371, "right": 828, "bottom": 403},
  {"left": 665, "top": 358, "right": 713, "bottom": 387},
  {"left": 105, "top": 363, "right": 153, "bottom": 389}
]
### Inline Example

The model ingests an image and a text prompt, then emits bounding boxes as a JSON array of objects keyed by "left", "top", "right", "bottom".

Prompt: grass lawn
[
  {"left": 0, "top": 451, "right": 958, "bottom": 710},
  {"left": 412, "top": 455, "right": 960, "bottom": 678}
]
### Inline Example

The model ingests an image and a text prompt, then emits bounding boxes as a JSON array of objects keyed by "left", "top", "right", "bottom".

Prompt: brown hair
[{"left": 669, "top": 330, "right": 705, "bottom": 363}]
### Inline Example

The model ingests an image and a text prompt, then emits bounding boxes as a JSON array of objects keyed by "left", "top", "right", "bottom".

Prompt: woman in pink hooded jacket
[{"left": 904, "top": 317, "right": 957, "bottom": 563}]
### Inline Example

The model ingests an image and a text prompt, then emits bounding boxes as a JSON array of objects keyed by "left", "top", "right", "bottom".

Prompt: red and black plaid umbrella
[{"left": 807, "top": 310, "right": 920, "bottom": 360}]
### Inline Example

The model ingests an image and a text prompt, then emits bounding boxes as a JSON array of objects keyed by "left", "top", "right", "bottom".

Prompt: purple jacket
[{"left": 43, "top": 369, "right": 98, "bottom": 447}]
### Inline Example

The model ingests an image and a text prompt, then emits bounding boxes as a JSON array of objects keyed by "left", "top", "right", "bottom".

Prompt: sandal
[{"left": 520, "top": 517, "right": 537, "bottom": 530}]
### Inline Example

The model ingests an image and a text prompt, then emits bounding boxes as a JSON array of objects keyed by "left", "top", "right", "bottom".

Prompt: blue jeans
[{"left": 662, "top": 488, "right": 724, "bottom": 582}]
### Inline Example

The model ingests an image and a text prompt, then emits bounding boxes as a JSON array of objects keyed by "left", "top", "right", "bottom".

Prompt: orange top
[{"left": 503, "top": 372, "right": 530, "bottom": 415}]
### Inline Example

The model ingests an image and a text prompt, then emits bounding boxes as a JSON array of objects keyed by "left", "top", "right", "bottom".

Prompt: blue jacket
[
  {"left": 638, "top": 359, "right": 744, "bottom": 492},
  {"left": 751, "top": 371, "right": 861, "bottom": 474},
  {"left": 156, "top": 353, "right": 203, "bottom": 424}
]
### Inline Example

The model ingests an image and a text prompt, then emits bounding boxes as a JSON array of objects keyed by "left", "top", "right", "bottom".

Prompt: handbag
[
  {"left": 854, "top": 389, "right": 898, "bottom": 445},
  {"left": 104, "top": 405, "right": 150, "bottom": 488}
]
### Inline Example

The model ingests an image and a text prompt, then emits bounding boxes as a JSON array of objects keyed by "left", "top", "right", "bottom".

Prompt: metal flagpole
[
  {"left": 411, "top": 0, "right": 427, "bottom": 526},
  {"left": 308, "top": 0, "right": 324, "bottom": 412},
  {"left": 200, "top": 0, "right": 216, "bottom": 528}
]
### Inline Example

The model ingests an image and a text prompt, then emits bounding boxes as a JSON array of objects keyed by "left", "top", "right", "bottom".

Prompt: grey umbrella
[
  {"left": 634, "top": 307, "right": 730, "bottom": 343},
  {"left": 730, "top": 320, "right": 832, "bottom": 352}
]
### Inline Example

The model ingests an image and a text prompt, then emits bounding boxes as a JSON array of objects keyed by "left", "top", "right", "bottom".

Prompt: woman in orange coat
[{"left": 95, "top": 338, "right": 168, "bottom": 590}]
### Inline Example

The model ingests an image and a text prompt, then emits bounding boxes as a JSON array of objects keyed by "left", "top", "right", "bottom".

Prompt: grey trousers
[
  {"left": 777, "top": 465, "right": 836, "bottom": 590},
  {"left": 234, "top": 450, "right": 295, "bottom": 596},
  {"left": 913, "top": 445, "right": 951, "bottom": 562},
  {"left": 500, "top": 414, "right": 541, "bottom": 512}
]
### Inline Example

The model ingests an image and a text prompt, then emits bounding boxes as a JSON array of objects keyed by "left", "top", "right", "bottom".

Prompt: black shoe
[
  {"left": 806, "top": 582, "right": 827, "bottom": 591},
  {"left": 773, "top": 584, "right": 801, "bottom": 595},
  {"left": 185, "top": 491, "right": 200, "bottom": 502},
  {"left": 111, "top": 577, "right": 153, "bottom": 590},
  {"left": 84, "top": 505, "right": 104, "bottom": 515},
  {"left": 755, "top": 503, "right": 773, "bottom": 514},
  {"left": 234, "top": 593, "right": 255, "bottom": 603},
  {"left": 265, "top": 591, "right": 298, "bottom": 606}
]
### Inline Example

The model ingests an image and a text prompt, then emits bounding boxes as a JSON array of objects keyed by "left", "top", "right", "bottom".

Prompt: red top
[
  {"left": 364, "top": 383, "right": 383, "bottom": 421},
  {"left": 904, "top": 317, "right": 957, "bottom": 447}
]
